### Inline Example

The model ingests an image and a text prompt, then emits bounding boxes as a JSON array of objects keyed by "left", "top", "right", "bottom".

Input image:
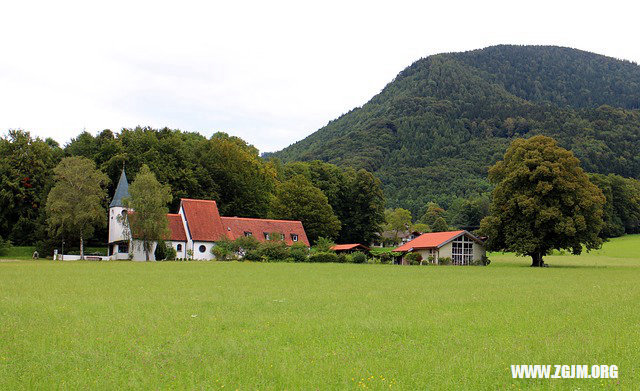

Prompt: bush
[
  {"left": 244, "top": 250, "right": 261, "bottom": 261},
  {"left": 164, "top": 245, "right": 177, "bottom": 261},
  {"left": 257, "top": 240, "right": 290, "bottom": 261},
  {"left": 154, "top": 240, "right": 168, "bottom": 260},
  {"left": 367, "top": 257, "right": 381, "bottom": 264},
  {"left": 351, "top": 251, "right": 367, "bottom": 264},
  {"left": 472, "top": 255, "right": 491, "bottom": 266},
  {"left": 211, "top": 238, "right": 236, "bottom": 261},
  {"left": 289, "top": 243, "right": 309, "bottom": 262},
  {"left": 308, "top": 252, "right": 339, "bottom": 263},
  {"left": 404, "top": 252, "right": 422, "bottom": 265},
  {"left": 0, "top": 236, "right": 11, "bottom": 257},
  {"left": 313, "top": 237, "right": 335, "bottom": 252},
  {"left": 337, "top": 253, "right": 348, "bottom": 263},
  {"left": 378, "top": 252, "right": 393, "bottom": 264},
  {"left": 234, "top": 236, "right": 260, "bottom": 253},
  {"left": 438, "top": 257, "right": 452, "bottom": 265}
]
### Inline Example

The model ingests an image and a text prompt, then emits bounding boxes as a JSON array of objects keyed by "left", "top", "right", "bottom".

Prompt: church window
[
  {"left": 177, "top": 244, "right": 182, "bottom": 251},
  {"left": 199, "top": 245, "right": 206, "bottom": 253}
]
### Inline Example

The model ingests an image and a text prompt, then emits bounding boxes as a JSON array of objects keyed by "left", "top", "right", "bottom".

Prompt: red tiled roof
[
  {"left": 220, "top": 216, "right": 310, "bottom": 246},
  {"left": 393, "top": 230, "right": 466, "bottom": 252},
  {"left": 331, "top": 244, "right": 369, "bottom": 251},
  {"left": 180, "top": 198, "right": 226, "bottom": 242},
  {"left": 166, "top": 214, "right": 187, "bottom": 242}
]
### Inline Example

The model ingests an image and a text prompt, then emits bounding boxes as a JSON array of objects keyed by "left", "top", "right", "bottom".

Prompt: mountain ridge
[{"left": 272, "top": 45, "right": 640, "bottom": 216}]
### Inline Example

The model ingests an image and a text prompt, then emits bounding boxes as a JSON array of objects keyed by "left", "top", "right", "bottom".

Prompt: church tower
[{"left": 108, "top": 169, "right": 130, "bottom": 257}]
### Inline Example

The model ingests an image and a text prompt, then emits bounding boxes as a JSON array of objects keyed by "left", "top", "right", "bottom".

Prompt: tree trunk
[
  {"left": 145, "top": 241, "right": 149, "bottom": 262},
  {"left": 80, "top": 235, "right": 84, "bottom": 260},
  {"left": 530, "top": 252, "right": 545, "bottom": 267}
]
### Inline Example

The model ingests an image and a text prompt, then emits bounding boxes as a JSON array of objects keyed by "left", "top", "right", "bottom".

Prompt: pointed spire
[{"left": 109, "top": 168, "right": 130, "bottom": 208}]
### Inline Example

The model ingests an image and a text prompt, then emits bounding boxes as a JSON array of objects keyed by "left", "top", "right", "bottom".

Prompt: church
[{"left": 108, "top": 169, "right": 310, "bottom": 261}]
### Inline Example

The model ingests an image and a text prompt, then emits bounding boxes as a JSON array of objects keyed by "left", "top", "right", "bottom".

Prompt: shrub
[
  {"left": 244, "top": 250, "right": 261, "bottom": 261},
  {"left": 404, "top": 252, "right": 422, "bottom": 265},
  {"left": 257, "top": 240, "right": 290, "bottom": 261},
  {"left": 154, "top": 240, "right": 168, "bottom": 260},
  {"left": 289, "top": 243, "right": 309, "bottom": 262},
  {"left": 337, "top": 253, "right": 348, "bottom": 263},
  {"left": 379, "top": 252, "right": 393, "bottom": 264},
  {"left": 438, "top": 257, "right": 452, "bottom": 265},
  {"left": 472, "top": 255, "right": 491, "bottom": 266},
  {"left": 351, "top": 251, "right": 367, "bottom": 264},
  {"left": 0, "top": 236, "right": 10, "bottom": 257},
  {"left": 308, "top": 252, "right": 338, "bottom": 263},
  {"left": 212, "top": 238, "right": 236, "bottom": 261},
  {"left": 234, "top": 236, "right": 260, "bottom": 253},
  {"left": 164, "top": 245, "right": 177, "bottom": 261},
  {"left": 313, "top": 237, "right": 336, "bottom": 252},
  {"left": 367, "top": 257, "right": 381, "bottom": 264}
]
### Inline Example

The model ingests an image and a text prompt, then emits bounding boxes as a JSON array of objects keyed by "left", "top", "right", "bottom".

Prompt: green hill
[{"left": 273, "top": 45, "right": 640, "bottom": 216}]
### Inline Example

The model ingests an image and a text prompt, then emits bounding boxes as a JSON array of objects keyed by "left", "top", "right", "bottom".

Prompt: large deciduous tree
[
  {"left": 270, "top": 175, "right": 341, "bottom": 244},
  {"left": 384, "top": 208, "right": 412, "bottom": 243},
  {"left": 123, "top": 165, "right": 173, "bottom": 261},
  {"left": 479, "top": 135, "right": 605, "bottom": 267},
  {"left": 46, "top": 156, "right": 108, "bottom": 259}
]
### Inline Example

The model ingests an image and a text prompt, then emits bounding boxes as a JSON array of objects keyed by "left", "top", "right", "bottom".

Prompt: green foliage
[
  {"left": 270, "top": 175, "right": 341, "bottom": 243},
  {"left": 164, "top": 245, "right": 177, "bottom": 261},
  {"left": 384, "top": 208, "right": 412, "bottom": 241},
  {"left": 431, "top": 217, "right": 449, "bottom": 232},
  {"left": 410, "top": 223, "right": 430, "bottom": 233},
  {"left": 350, "top": 251, "right": 367, "bottom": 264},
  {"left": 0, "top": 236, "right": 11, "bottom": 256},
  {"left": 212, "top": 237, "right": 237, "bottom": 261},
  {"left": 289, "top": 243, "right": 309, "bottom": 263},
  {"left": 122, "top": 165, "right": 173, "bottom": 261},
  {"left": 308, "top": 252, "right": 339, "bottom": 263},
  {"left": 154, "top": 240, "right": 168, "bottom": 260},
  {"left": 447, "top": 195, "right": 490, "bottom": 230},
  {"left": 234, "top": 235, "right": 260, "bottom": 253},
  {"left": 256, "top": 240, "right": 290, "bottom": 262},
  {"left": 588, "top": 174, "right": 640, "bottom": 237},
  {"left": 419, "top": 202, "right": 446, "bottom": 227},
  {"left": 479, "top": 136, "right": 606, "bottom": 266},
  {"left": 312, "top": 237, "right": 335, "bottom": 252},
  {"left": 46, "top": 156, "right": 108, "bottom": 259},
  {"left": 404, "top": 252, "right": 422, "bottom": 265},
  {"left": 272, "top": 46, "right": 640, "bottom": 216},
  {"left": 0, "top": 130, "right": 63, "bottom": 245},
  {"left": 438, "top": 257, "right": 452, "bottom": 265}
]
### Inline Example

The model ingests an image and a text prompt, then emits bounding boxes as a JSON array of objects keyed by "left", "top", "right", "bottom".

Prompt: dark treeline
[
  {"left": 0, "top": 128, "right": 385, "bottom": 249},
  {"left": 273, "top": 45, "right": 640, "bottom": 222}
]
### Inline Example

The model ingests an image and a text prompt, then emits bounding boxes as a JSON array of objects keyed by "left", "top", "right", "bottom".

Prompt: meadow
[{"left": 1, "top": 236, "right": 639, "bottom": 389}]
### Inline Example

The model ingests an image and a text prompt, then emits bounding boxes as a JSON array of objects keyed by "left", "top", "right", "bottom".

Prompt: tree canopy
[
  {"left": 270, "top": 175, "right": 341, "bottom": 244},
  {"left": 123, "top": 164, "right": 173, "bottom": 261},
  {"left": 45, "top": 156, "right": 108, "bottom": 259},
  {"left": 479, "top": 136, "right": 606, "bottom": 266}
]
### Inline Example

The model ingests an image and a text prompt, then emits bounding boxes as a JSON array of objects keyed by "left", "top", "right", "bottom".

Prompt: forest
[
  {"left": 0, "top": 128, "right": 385, "bottom": 253},
  {"left": 273, "top": 45, "right": 640, "bottom": 219}
]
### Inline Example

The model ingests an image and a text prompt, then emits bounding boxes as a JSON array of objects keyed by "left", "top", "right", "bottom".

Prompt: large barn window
[{"left": 451, "top": 236, "right": 473, "bottom": 265}]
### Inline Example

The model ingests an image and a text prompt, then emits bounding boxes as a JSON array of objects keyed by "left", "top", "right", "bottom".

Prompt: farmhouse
[
  {"left": 393, "top": 230, "right": 486, "bottom": 265},
  {"left": 108, "top": 169, "right": 309, "bottom": 260}
]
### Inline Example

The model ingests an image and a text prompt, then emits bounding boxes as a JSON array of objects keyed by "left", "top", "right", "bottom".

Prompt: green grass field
[{"left": 1, "top": 236, "right": 639, "bottom": 389}]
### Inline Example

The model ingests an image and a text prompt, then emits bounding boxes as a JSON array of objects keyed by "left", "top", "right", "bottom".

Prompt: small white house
[{"left": 393, "top": 230, "right": 486, "bottom": 265}]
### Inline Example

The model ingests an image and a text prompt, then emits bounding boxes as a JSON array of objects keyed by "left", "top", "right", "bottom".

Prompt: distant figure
[{"left": 32, "top": 250, "right": 39, "bottom": 259}]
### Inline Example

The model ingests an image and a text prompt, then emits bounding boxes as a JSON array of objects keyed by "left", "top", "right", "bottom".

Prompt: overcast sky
[{"left": 1, "top": 1, "right": 639, "bottom": 153}]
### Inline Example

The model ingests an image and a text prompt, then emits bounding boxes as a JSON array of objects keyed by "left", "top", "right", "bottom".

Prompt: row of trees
[{"left": 0, "top": 128, "right": 385, "bottom": 255}]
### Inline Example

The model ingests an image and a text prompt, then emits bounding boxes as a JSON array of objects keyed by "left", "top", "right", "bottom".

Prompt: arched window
[
  {"left": 199, "top": 245, "right": 206, "bottom": 253},
  {"left": 177, "top": 244, "right": 182, "bottom": 252}
]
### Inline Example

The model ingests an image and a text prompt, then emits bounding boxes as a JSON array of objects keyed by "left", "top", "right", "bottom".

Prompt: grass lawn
[{"left": 1, "top": 236, "right": 639, "bottom": 389}]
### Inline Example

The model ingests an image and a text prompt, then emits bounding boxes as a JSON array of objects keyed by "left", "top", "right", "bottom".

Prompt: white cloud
[{"left": 1, "top": 0, "right": 638, "bottom": 152}]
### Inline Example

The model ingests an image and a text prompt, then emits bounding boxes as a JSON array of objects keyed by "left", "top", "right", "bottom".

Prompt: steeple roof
[{"left": 109, "top": 169, "right": 130, "bottom": 208}]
